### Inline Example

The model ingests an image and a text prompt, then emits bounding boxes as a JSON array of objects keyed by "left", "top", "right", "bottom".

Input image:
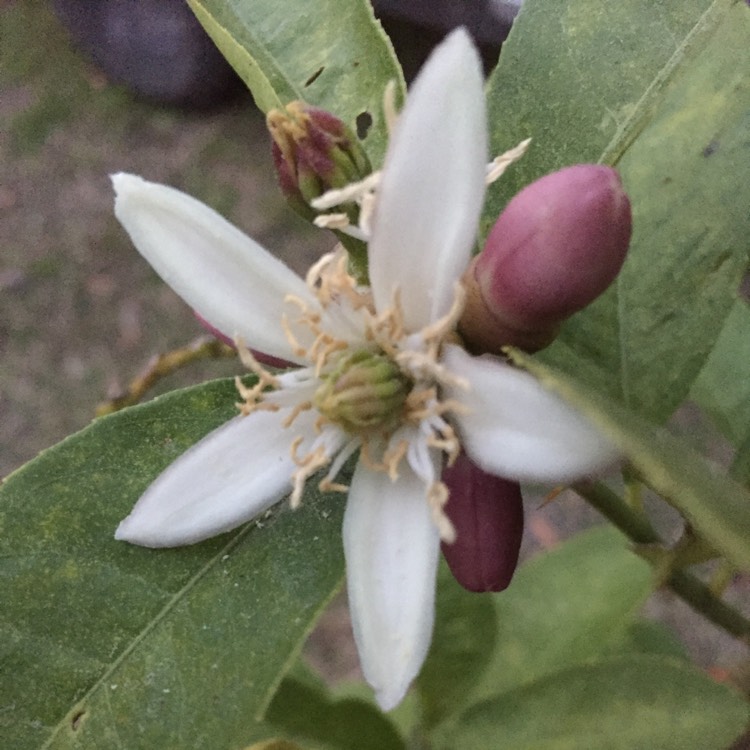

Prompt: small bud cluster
[{"left": 267, "top": 102, "right": 371, "bottom": 219}]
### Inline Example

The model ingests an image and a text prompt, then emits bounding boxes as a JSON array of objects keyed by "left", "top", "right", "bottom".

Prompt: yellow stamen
[
  {"left": 320, "top": 478, "right": 350, "bottom": 494},
  {"left": 236, "top": 339, "right": 280, "bottom": 387},
  {"left": 282, "top": 400, "right": 313, "bottom": 428},
  {"left": 280, "top": 313, "right": 308, "bottom": 359},
  {"left": 289, "top": 438, "right": 332, "bottom": 509},
  {"left": 427, "top": 429, "right": 460, "bottom": 467},
  {"left": 420, "top": 282, "right": 467, "bottom": 346},
  {"left": 382, "top": 439, "right": 409, "bottom": 481},
  {"left": 358, "top": 439, "right": 388, "bottom": 473},
  {"left": 486, "top": 137, "right": 532, "bottom": 185},
  {"left": 427, "top": 481, "right": 455, "bottom": 543},
  {"left": 383, "top": 79, "right": 399, "bottom": 134},
  {"left": 313, "top": 213, "right": 351, "bottom": 231},
  {"left": 306, "top": 251, "right": 338, "bottom": 288},
  {"left": 310, "top": 171, "right": 381, "bottom": 210}
]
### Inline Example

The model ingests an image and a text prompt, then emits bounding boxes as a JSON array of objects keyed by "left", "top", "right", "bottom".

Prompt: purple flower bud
[
  {"left": 460, "top": 165, "right": 632, "bottom": 353},
  {"left": 267, "top": 102, "right": 370, "bottom": 216},
  {"left": 441, "top": 453, "right": 524, "bottom": 593},
  {"left": 193, "top": 312, "right": 291, "bottom": 369}
]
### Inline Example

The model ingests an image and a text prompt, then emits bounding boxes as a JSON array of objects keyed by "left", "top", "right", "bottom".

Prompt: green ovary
[{"left": 314, "top": 349, "right": 411, "bottom": 434}]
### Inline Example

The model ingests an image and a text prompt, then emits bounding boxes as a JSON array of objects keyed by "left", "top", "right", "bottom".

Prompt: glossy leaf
[
  {"left": 484, "top": 0, "right": 749, "bottom": 422},
  {"left": 245, "top": 741, "right": 305, "bottom": 750},
  {"left": 732, "top": 432, "right": 750, "bottom": 488},
  {"left": 0, "top": 378, "right": 345, "bottom": 750},
  {"left": 266, "top": 676, "right": 405, "bottom": 750},
  {"left": 510, "top": 349, "right": 750, "bottom": 573},
  {"left": 605, "top": 620, "right": 689, "bottom": 662},
  {"left": 484, "top": 0, "right": 735, "bottom": 209},
  {"left": 187, "top": 0, "right": 404, "bottom": 164},
  {"left": 470, "top": 528, "right": 654, "bottom": 703},
  {"left": 438, "top": 656, "right": 749, "bottom": 750},
  {"left": 691, "top": 298, "right": 750, "bottom": 447}
]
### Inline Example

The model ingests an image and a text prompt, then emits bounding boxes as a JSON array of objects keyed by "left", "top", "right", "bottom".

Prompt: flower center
[
  {"left": 313, "top": 348, "right": 412, "bottom": 434},
  {"left": 233, "top": 250, "right": 470, "bottom": 541}
]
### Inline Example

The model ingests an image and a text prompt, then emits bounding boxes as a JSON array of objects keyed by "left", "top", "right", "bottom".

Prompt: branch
[
  {"left": 96, "top": 337, "right": 236, "bottom": 416},
  {"left": 574, "top": 480, "right": 750, "bottom": 642}
]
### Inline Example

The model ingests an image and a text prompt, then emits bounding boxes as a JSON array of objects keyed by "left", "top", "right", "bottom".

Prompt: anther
[{"left": 485, "top": 138, "right": 532, "bottom": 184}]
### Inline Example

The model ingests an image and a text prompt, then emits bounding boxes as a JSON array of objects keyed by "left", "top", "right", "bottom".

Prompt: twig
[
  {"left": 96, "top": 336, "right": 236, "bottom": 416},
  {"left": 574, "top": 480, "right": 750, "bottom": 642}
]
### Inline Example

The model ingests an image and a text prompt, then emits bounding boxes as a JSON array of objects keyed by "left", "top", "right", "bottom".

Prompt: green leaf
[
  {"left": 485, "top": 0, "right": 749, "bottom": 422},
  {"left": 0, "top": 379, "right": 345, "bottom": 750},
  {"left": 604, "top": 620, "right": 689, "bottom": 662},
  {"left": 731, "top": 431, "right": 750, "bottom": 488},
  {"left": 187, "top": 0, "right": 404, "bottom": 164},
  {"left": 329, "top": 680, "right": 420, "bottom": 742},
  {"left": 483, "top": 0, "right": 736, "bottom": 218},
  {"left": 246, "top": 741, "right": 306, "bottom": 750},
  {"left": 691, "top": 298, "right": 750, "bottom": 447},
  {"left": 416, "top": 561, "right": 499, "bottom": 728},
  {"left": 470, "top": 528, "right": 654, "bottom": 704},
  {"left": 437, "top": 656, "right": 749, "bottom": 750},
  {"left": 510, "top": 349, "right": 750, "bottom": 572},
  {"left": 266, "top": 676, "right": 405, "bottom": 750}
]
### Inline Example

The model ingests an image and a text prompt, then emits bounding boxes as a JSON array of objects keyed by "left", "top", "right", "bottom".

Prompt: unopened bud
[
  {"left": 314, "top": 349, "right": 410, "bottom": 434},
  {"left": 441, "top": 454, "right": 524, "bottom": 593},
  {"left": 460, "top": 165, "right": 631, "bottom": 354},
  {"left": 193, "top": 312, "right": 291, "bottom": 369},
  {"left": 267, "top": 102, "right": 370, "bottom": 217}
]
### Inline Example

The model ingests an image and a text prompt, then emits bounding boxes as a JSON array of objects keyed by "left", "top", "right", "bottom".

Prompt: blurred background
[{"left": 2, "top": 0, "right": 748, "bottom": 716}]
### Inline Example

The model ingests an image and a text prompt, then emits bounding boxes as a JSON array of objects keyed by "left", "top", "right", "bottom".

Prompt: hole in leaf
[
  {"left": 304, "top": 67, "right": 324, "bottom": 87},
  {"left": 356, "top": 111, "right": 372, "bottom": 140},
  {"left": 71, "top": 710, "right": 86, "bottom": 731},
  {"left": 702, "top": 139, "right": 720, "bottom": 157}
]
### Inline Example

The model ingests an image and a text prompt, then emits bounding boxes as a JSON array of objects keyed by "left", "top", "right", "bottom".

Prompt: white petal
[
  {"left": 343, "top": 459, "right": 441, "bottom": 710},
  {"left": 112, "top": 173, "right": 315, "bottom": 363},
  {"left": 115, "top": 408, "right": 318, "bottom": 547},
  {"left": 442, "top": 345, "right": 620, "bottom": 482},
  {"left": 369, "top": 29, "right": 487, "bottom": 330}
]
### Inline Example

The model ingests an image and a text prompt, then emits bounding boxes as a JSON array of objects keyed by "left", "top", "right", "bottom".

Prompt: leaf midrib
[
  {"left": 603, "top": 0, "right": 735, "bottom": 408},
  {"left": 39, "top": 525, "right": 254, "bottom": 750}
]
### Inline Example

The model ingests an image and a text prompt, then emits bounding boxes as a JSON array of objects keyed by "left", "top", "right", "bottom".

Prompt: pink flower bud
[
  {"left": 194, "top": 311, "right": 234, "bottom": 347},
  {"left": 460, "top": 165, "right": 631, "bottom": 353},
  {"left": 267, "top": 102, "right": 370, "bottom": 216},
  {"left": 193, "top": 312, "right": 291, "bottom": 369},
  {"left": 441, "top": 453, "right": 524, "bottom": 593}
]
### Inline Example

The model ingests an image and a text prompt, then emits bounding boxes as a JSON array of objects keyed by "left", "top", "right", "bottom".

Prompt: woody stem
[{"left": 574, "top": 480, "right": 750, "bottom": 642}]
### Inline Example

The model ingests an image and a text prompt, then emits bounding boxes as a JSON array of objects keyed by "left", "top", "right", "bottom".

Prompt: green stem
[
  {"left": 574, "top": 480, "right": 750, "bottom": 643},
  {"left": 622, "top": 465, "right": 644, "bottom": 512}
]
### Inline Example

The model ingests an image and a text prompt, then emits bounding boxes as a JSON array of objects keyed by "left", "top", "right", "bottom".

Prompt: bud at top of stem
[
  {"left": 267, "top": 101, "right": 371, "bottom": 216},
  {"left": 460, "top": 165, "right": 632, "bottom": 354}
]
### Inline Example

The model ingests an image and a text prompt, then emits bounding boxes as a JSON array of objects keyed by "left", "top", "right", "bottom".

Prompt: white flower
[{"left": 112, "top": 29, "right": 618, "bottom": 711}]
